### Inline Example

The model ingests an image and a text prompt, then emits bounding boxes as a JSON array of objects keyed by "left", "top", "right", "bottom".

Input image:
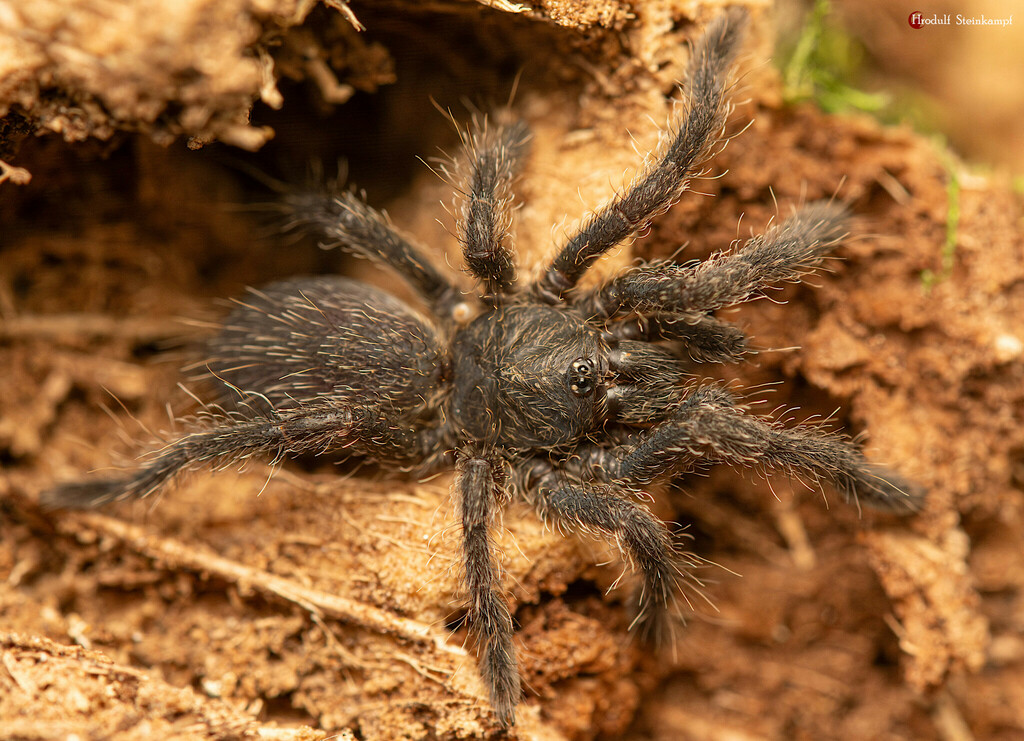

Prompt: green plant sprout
[{"left": 780, "top": 0, "right": 889, "bottom": 113}]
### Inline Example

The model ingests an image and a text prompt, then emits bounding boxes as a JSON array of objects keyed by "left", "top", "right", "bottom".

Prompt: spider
[{"left": 44, "top": 8, "right": 922, "bottom": 728}]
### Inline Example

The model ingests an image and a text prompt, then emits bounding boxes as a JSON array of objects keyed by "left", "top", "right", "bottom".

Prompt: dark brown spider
[{"left": 44, "top": 8, "right": 922, "bottom": 727}]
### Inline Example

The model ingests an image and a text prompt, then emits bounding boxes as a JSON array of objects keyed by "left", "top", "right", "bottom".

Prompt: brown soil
[{"left": 2, "top": 1, "right": 1023, "bottom": 740}]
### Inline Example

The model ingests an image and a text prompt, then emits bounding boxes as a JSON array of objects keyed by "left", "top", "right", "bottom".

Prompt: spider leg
[
  {"left": 608, "top": 385, "right": 924, "bottom": 513},
  {"left": 532, "top": 8, "right": 748, "bottom": 303},
  {"left": 452, "top": 117, "right": 531, "bottom": 297},
  {"left": 580, "top": 201, "right": 849, "bottom": 320},
  {"left": 42, "top": 401, "right": 427, "bottom": 509},
  {"left": 524, "top": 463, "right": 699, "bottom": 644},
  {"left": 285, "top": 188, "right": 461, "bottom": 314},
  {"left": 456, "top": 450, "right": 520, "bottom": 727}
]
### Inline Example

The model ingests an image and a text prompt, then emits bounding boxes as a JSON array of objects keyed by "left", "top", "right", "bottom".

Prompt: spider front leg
[
  {"left": 525, "top": 466, "right": 699, "bottom": 644},
  {"left": 611, "top": 385, "right": 925, "bottom": 513},
  {"left": 532, "top": 8, "right": 748, "bottom": 303},
  {"left": 42, "top": 401, "right": 432, "bottom": 509},
  {"left": 456, "top": 450, "right": 520, "bottom": 727},
  {"left": 579, "top": 200, "right": 850, "bottom": 322}
]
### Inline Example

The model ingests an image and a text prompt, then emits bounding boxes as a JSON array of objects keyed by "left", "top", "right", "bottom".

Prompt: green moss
[
  {"left": 779, "top": 0, "right": 888, "bottom": 114},
  {"left": 778, "top": 2, "right": 969, "bottom": 292}
]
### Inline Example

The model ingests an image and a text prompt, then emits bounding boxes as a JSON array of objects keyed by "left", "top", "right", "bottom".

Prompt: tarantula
[{"left": 45, "top": 8, "right": 922, "bottom": 728}]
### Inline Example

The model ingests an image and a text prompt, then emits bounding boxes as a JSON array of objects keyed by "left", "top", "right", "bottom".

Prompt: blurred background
[{"left": 777, "top": 0, "right": 1024, "bottom": 176}]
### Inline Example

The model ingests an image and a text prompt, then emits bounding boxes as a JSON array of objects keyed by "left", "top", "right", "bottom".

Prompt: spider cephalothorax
[{"left": 45, "top": 9, "right": 922, "bottom": 727}]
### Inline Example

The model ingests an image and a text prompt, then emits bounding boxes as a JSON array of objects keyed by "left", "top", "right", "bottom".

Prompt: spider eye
[{"left": 567, "top": 357, "right": 595, "bottom": 397}]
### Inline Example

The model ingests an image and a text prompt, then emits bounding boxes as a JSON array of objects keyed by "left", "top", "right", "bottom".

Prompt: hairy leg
[
  {"left": 42, "top": 401, "right": 429, "bottom": 509},
  {"left": 581, "top": 201, "right": 849, "bottom": 320},
  {"left": 607, "top": 385, "right": 924, "bottom": 513},
  {"left": 448, "top": 117, "right": 531, "bottom": 297},
  {"left": 456, "top": 451, "right": 520, "bottom": 727},
  {"left": 524, "top": 463, "right": 700, "bottom": 643},
  {"left": 532, "top": 9, "right": 748, "bottom": 303},
  {"left": 284, "top": 188, "right": 460, "bottom": 313}
]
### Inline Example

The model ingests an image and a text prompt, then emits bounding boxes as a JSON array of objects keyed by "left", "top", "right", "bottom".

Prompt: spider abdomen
[{"left": 207, "top": 276, "right": 445, "bottom": 421}]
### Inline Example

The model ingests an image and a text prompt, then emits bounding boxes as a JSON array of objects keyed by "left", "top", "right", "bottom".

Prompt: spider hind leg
[
  {"left": 453, "top": 117, "right": 531, "bottom": 297},
  {"left": 41, "top": 400, "right": 420, "bottom": 509}
]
